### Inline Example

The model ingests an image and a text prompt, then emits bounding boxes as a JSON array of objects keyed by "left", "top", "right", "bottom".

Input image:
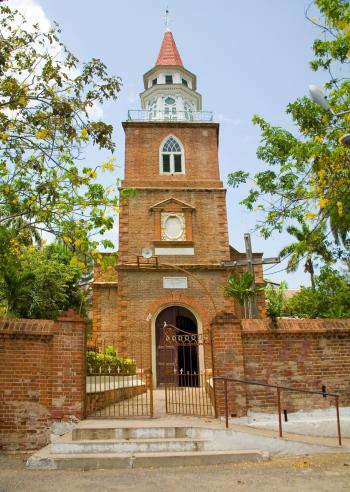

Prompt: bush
[
  {"left": 0, "top": 232, "right": 88, "bottom": 319},
  {"left": 87, "top": 346, "right": 136, "bottom": 375},
  {"left": 265, "top": 281, "right": 287, "bottom": 319},
  {"left": 284, "top": 267, "right": 350, "bottom": 318}
]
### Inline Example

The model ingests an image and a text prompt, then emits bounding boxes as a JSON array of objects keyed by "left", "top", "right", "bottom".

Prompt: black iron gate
[
  {"left": 162, "top": 323, "right": 215, "bottom": 417},
  {"left": 85, "top": 325, "right": 153, "bottom": 418}
]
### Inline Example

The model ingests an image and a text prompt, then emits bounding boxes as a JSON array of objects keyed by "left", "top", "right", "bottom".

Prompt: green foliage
[
  {"left": 87, "top": 347, "right": 136, "bottom": 375},
  {"left": 265, "top": 281, "right": 288, "bottom": 319},
  {"left": 0, "top": 228, "right": 87, "bottom": 319},
  {"left": 279, "top": 221, "right": 333, "bottom": 289},
  {"left": 227, "top": 0, "right": 350, "bottom": 260},
  {"left": 285, "top": 267, "right": 350, "bottom": 318},
  {"left": 0, "top": 4, "right": 130, "bottom": 262},
  {"left": 222, "top": 272, "right": 258, "bottom": 305},
  {"left": 222, "top": 272, "right": 264, "bottom": 318}
]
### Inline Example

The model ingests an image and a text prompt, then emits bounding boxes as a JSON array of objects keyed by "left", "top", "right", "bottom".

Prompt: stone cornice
[{"left": 116, "top": 262, "right": 233, "bottom": 272}]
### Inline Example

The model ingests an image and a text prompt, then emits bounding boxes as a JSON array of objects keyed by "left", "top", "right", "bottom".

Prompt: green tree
[
  {"left": 0, "top": 4, "right": 129, "bottom": 261},
  {"left": 222, "top": 272, "right": 263, "bottom": 318},
  {"left": 0, "top": 230, "right": 87, "bottom": 319},
  {"left": 265, "top": 281, "right": 288, "bottom": 319},
  {"left": 279, "top": 221, "right": 333, "bottom": 289},
  {"left": 228, "top": 0, "right": 350, "bottom": 259},
  {"left": 285, "top": 266, "right": 350, "bottom": 318}
]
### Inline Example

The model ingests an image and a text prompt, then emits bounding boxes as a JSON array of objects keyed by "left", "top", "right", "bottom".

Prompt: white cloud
[
  {"left": 217, "top": 113, "right": 242, "bottom": 126},
  {"left": 127, "top": 90, "right": 138, "bottom": 104},
  {"left": 242, "top": 135, "right": 253, "bottom": 144},
  {"left": 8, "top": 0, "right": 103, "bottom": 120},
  {"left": 10, "top": 0, "right": 51, "bottom": 32},
  {"left": 87, "top": 102, "right": 104, "bottom": 121}
]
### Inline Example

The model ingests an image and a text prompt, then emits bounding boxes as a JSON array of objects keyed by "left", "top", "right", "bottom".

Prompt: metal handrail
[
  {"left": 127, "top": 109, "right": 214, "bottom": 122},
  {"left": 213, "top": 376, "right": 342, "bottom": 446}
]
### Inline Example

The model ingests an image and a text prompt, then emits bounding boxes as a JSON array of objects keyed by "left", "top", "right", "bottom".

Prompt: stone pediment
[{"left": 150, "top": 198, "right": 195, "bottom": 212}]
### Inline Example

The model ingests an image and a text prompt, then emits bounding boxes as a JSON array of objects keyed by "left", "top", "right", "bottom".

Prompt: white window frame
[
  {"left": 159, "top": 135, "right": 185, "bottom": 175},
  {"left": 164, "top": 96, "right": 177, "bottom": 120},
  {"left": 148, "top": 99, "right": 157, "bottom": 120},
  {"left": 184, "top": 101, "right": 194, "bottom": 121}
]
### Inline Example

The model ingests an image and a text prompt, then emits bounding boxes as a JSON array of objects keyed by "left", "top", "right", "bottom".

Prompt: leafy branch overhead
[
  {"left": 228, "top": 0, "right": 350, "bottom": 259},
  {"left": 279, "top": 220, "right": 333, "bottom": 289},
  {"left": 0, "top": 4, "right": 129, "bottom": 261}
]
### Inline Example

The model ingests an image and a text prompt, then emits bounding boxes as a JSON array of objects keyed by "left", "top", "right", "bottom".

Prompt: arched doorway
[{"left": 155, "top": 306, "right": 199, "bottom": 387}]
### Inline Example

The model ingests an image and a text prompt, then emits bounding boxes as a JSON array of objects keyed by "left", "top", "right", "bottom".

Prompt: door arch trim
[{"left": 151, "top": 302, "right": 204, "bottom": 388}]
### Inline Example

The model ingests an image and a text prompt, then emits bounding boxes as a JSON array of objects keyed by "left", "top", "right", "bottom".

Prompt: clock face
[{"left": 161, "top": 212, "right": 185, "bottom": 241}]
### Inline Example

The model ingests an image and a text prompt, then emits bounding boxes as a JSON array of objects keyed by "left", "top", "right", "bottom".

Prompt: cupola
[{"left": 130, "top": 11, "right": 211, "bottom": 122}]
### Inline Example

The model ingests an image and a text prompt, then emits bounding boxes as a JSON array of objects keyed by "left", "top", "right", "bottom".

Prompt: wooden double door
[{"left": 156, "top": 306, "right": 199, "bottom": 387}]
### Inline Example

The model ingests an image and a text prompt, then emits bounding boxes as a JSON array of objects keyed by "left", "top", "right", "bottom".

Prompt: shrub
[
  {"left": 0, "top": 234, "right": 88, "bottom": 319},
  {"left": 265, "top": 281, "right": 287, "bottom": 319},
  {"left": 87, "top": 346, "right": 136, "bottom": 375},
  {"left": 284, "top": 267, "right": 350, "bottom": 318}
]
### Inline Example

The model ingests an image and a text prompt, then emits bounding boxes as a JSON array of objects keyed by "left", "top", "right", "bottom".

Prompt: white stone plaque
[
  {"left": 155, "top": 247, "right": 194, "bottom": 256},
  {"left": 163, "top": 277, "right": 188, "bottom": 289}
]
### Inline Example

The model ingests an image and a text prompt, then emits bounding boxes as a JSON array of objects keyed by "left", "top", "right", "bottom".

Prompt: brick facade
[
  {"left": 0, "top": 311, "right": 86, "bottom": 451},
  {"left": 211, "top": 313, "right": 247, "bottom": 417},
  {"left": 122, "top": 123, "right": 222, "bottom": 190},
  {"left": 92, "top": 120, "right": 266, "bottom": 382}
]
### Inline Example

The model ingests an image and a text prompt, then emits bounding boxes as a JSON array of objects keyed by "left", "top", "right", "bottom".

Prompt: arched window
[
  {"left": 160, "top": 136, "right": 184, "bottom": 174},
  {"left": 184, "top": 102, "right": 194, "bottom": 121},
  {"left": 148, "top": 99, "right": 157, "bottom": 120},
  {"left": 164, "top": 97, "right": 177, "bottom": 120}
]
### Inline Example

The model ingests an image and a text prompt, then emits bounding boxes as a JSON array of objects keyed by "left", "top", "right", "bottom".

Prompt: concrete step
[
  {"left": 72, "top": 426, "right": 189, "bottom": 441},
  {"left": 28, "top": 447, "right": 268, "bottom": 470},
  {"left": 51, "top": 437, "right": 207, "bottom": 454}
]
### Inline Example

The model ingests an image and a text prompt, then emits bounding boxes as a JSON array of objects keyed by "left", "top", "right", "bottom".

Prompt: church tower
[{"left": 92, "top": 22, "right": 265, "bottom": 388}]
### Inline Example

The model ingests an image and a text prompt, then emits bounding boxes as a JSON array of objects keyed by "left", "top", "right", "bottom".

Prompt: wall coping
[
  {"left": 0, "top": 319, "right": 54, "bottom": 339},
  {"left": 242, "top": 318, "right": 350, "bottom": 334},
  {"left": 210, "top": 312, "right": 240, "bottom": 326},
  {"left": 0, "top": 310, "right": 85, "bottom": 337}
]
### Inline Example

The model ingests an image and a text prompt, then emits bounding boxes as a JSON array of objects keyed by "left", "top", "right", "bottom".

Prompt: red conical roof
[{"left": 156, "top": 31, "right": 183, "bottom": 67}]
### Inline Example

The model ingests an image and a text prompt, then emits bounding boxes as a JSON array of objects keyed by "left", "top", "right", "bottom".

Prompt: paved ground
[
  {"left": 1, "top": 452, "right": 350, "bottom": 492},
  {"left": 91, "top": 388, "right": 215, "bottom": 419}
]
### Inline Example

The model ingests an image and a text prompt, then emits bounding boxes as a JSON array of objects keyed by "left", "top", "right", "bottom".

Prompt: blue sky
[{"left": 11, "top": 0, "right": 328, "bottom": 287}]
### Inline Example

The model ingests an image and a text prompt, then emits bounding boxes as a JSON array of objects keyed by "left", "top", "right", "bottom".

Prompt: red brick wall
[
  {"left": 211, "top": 316, "right": 350, "bottom": 417},
  {"left": 241, "top": 318, "right": 350, "bottom": 413},
  {"left": 115, "top": 269, "right": 237, "bottom": 370},
  {"left": 122, "top": 122, "right": 222, "bottom": 188},
  {"left": 118, "top": 188, "right": 230, "bottom": 266},
  {"left": 92, "top": 285, "right": 118, "bottom": 343},
  {"left": 211, "top": 313, "right": 247, "bottom": 417},
  {"left": 0, "top": 311, "right": 86, "bottom": 451}
]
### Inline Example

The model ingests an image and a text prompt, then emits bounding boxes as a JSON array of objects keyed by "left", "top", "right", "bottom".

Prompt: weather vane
[{"left": 164, "top": 7, "right": 171, "bottom": 31}]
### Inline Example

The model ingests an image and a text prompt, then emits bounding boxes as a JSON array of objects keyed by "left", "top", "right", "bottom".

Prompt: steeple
[
  {"left": 156, "top": 31, "right": 183, "bottom": 67},
  {"left": 127, "top": 11, "right": 213, "bottom": 122}
]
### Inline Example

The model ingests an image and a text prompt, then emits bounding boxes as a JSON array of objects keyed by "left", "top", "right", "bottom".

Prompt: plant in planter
[
  {"left": 222, "top": 272, "right": 264, "bottom": 318},
  {"left": 86, "top": 346, "right": 136, "bottom": 375},
  {"left": 265, "top": 281, "right": 288, "bottom": 327}
]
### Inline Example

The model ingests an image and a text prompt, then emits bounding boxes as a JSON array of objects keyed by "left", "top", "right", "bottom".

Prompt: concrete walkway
[
  {"left": 89, "top": 389, "right": 350, "bottom": 447},
  {"left": 79, "top": 389, "right": 350, "bottom": 454},
  {"left": 2, "top": 452, "right": 350, "bottom": 492},
  {"left": 90, "top": 388, "right": 215, "bottom": 419}
]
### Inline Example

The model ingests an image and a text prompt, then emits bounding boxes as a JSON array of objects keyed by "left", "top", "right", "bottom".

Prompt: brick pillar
[
  {"left": 211, "top": 312, "right": 247, "bottom": 417},
  {"left": 51, "top": 310, "right": 86, "bottom": 420}
]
